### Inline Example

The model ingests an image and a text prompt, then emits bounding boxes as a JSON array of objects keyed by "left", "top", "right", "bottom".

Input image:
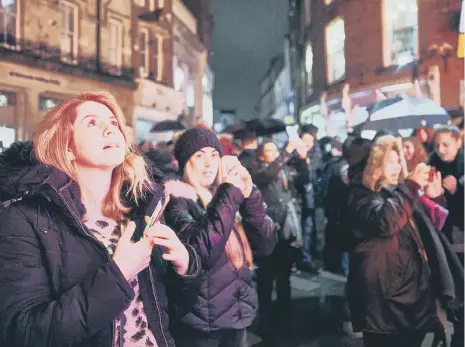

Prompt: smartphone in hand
[{"left": 144, "top": 190, "right": 170, "bottom": 232}]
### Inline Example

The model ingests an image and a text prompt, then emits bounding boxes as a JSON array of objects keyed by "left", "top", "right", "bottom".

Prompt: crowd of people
[{"left": 0, "top": 91, "right": 463, "bottom": 347}]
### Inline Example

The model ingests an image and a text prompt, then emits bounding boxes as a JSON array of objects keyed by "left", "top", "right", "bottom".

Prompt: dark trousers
[
  {"left": 363, "top": 332, "right": 425, "bottom": 347},
  {"left": 174, "top": 328, "right": 247, "bottom": 347},
  {"left": 256, "top": 242, "right": 295, "bottom": 322}
]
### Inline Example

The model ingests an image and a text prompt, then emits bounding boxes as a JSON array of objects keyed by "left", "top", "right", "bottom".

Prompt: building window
[
  {"left": 60, "top": 1, "right": 78, "bottom": 64},
  {"left": 305, "top": 42, "right": 313, "bottom": 89},
  {"left": 152, "top": 35, "right": 163, "bottom": 81},
  {"left": 324, "top": 0, "right": 334, "bottom": 5},
  {"left": 149, "top": 0, "right": 155, "bottom": 11},
  {"left": 158, "top": 0, "right": 164, "bottom": 8},
  {"left": 108, "top": 18, "right": 123, "bottom": 75},
  {"left": 0, "top": 91, "right": 16, "bottom": 106},
  {"left": 186, "top": 85, "right": 195, "bottom": 108},
  {"left": 174, "top": 65, "right": 184, "bottom": 91},
  {"left": 134, "top": 0, "right": 145, "bottom": 6},
  {"left": 0, "top": 0, "right": 18, "bottom": 47},
  {"left": 326, "top": 18, "right": 345, "bottom": 83},
  {"left": 304, "top": 0, "right": 311, "bottom": 25},
  {"left": 39, "top": 96, "right": 63, "bottom": 111},
  {"left": 384, "top": 0, "right": 418, "bottom": 66},
  {"left": 139, "top": 29, "right": 149, "bottom": 77}
]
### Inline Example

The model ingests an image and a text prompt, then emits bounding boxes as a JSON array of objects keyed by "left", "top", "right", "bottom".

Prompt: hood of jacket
[
  {"left": 0, "top": 141, "right": 165, "bottom": 220},
  {"left": 0, "top": 141, "right": 69, "bottom": 201}
]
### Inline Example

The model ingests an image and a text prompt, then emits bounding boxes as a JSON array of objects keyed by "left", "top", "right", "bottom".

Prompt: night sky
[{"left": 211, "top": 0, "right": 288, "bottom": 121}]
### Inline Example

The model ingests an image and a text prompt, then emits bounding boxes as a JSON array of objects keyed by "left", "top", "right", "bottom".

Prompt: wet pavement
[{"left": 247, "top": 271, "right": 453, "bottom": 347}]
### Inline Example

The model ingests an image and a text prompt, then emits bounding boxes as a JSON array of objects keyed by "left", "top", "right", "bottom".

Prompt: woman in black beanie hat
[{"left": 163, "top": 127, "right": 276, "bottom": 347}]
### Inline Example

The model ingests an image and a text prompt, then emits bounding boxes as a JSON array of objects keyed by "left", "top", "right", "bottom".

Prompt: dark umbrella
[
  {"left": 222, "top": 118, "right": 286, "bottom": 137},
  {"left": 150, "top": 120, "right": 185, "bottom": 132},
  {"left": 360, "top": 96, "right": 451, "bottom": 132}
]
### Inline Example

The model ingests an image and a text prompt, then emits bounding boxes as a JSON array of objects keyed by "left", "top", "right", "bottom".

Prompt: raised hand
[{"left": 425, "top": 171, "right": 444, "bottom": 199}]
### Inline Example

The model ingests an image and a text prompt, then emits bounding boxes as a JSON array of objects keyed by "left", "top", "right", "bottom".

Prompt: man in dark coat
[{"left": 299, "top": 124, "right": 325, "bottom": 273}]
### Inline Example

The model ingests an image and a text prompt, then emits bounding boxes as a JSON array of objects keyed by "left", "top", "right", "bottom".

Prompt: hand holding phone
[{"left": 144, "top": 190, "right": 170, "bottom": 233}]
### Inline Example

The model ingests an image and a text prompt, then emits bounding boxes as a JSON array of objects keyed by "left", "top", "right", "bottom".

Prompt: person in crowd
[
  {"left": 0, "top": 92, "right": 201, "bottom": 347},
  {"left": 346, "top": 134, "right": 461, "bottom": 347},
  {"left": 163, "top": 127, "right": 276, "bottom": 347},
  {"left": 145, "top": 148, "right": 181, "bottom": 182},
  {"left": 237, "top": 130, "right": 259, "bottom": 173},
  {"left": 299, "top": 124, "right": 325, "bottom": 273},
  {"left": 413, "top": 127, "right": 435, "bottom": 153},
  {"left": 403, "top": 136, "right": 428, "bottom": 172},
  {"left": 250, "top": 137, "right": 309, "bottom": 336},
  {"left": 429, "top": 125, "right": 464, "bottom": 347},
  {"left": 319, "top": 138, "right": 349, "bottom": 275}
]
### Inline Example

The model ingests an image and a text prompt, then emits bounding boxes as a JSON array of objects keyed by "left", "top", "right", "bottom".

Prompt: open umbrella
[
  {"left": 150, "top": 120, "right": 185, "bottom": 132},
  {"left": 222, "top": 118, "right": 286, "bottom": 137},
  {"left": 360, "top": 96, "right": 451, "bottom": 132}
]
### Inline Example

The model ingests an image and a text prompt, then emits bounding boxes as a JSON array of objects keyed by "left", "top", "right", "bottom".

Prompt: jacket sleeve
[
  {"left": 251, "top": 152, "right": 292, "bottom": 187},
  {"left": 239, "top": 187, "right": 277, "bottom": 257},
  {"left": 164, "top": 183, "right": 244, "bottom": 269},
  {"left": 165, "top": 242, "right": 202, "bottom": 316},
  {"left": 0, "top": 206, "right": 135, "bottom": 347},
  {"left": 348, "top": 180, "right": 421, "bottom": 239},
  {"left": 290, "top": 156, "right": 311, "bottom": 190}
]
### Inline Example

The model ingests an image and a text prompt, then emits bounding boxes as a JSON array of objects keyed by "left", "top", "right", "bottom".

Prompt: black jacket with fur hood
[{"left": 0, "top": 141, "right": 201, "bottom": 347}]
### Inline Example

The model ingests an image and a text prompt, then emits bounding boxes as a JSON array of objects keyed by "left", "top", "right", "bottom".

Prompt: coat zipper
[
  {"left": 51, "top": 189, "right": 118, "bottom": 346},
  {"left": 148, "top": 265, "right": 169, "bottom": 347}
]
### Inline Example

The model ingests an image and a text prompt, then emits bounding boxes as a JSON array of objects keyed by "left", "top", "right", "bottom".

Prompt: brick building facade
[
  {"left": 0, "top": 0, "right": 204, "bottom": 145},
  {"left": 289, "top": 0, "right": 464, "bottom": 137}
]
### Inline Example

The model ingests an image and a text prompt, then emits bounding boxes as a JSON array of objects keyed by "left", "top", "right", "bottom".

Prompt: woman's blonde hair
[
  {"left": 363, "top": 135, "right": 408, "bottom": 192},
  {"left": 33, "top": 91, "right": 153, "bottom": 220},
  {"left": 183, "top": 158, "right": 254, "bottom": 271}
]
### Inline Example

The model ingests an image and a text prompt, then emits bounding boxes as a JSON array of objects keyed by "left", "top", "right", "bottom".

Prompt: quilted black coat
[{"left": 164, "top": 183, "right": 276, "bottom": 333}]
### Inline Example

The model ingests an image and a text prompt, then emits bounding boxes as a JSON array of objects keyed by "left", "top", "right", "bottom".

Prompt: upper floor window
[
  {"left": 108, "top": 18, "right": 123, "bottom": 75},
  {"left": 384, "top": 0, "right": 418, "bottom": 66},
  {"left": 325, "top": 18, "right": 345, "bottom": 83},
  {"left": 304, "top": 0, "right": 311, "bottom": 26},
  {"left": 305, "top": 42, "right": 313, "bottom": 89},
  {"left": 174, "top": 64, "right": 184, "bottom": 91},
  {"left": 0, "top": 0, "right": 18, "bottom": 47},
  {"left": 60, "top": 1, "right": 78, "bottom": 64},
  {"left": 139, "top": 29, "right": 149, "bottom": 77},
  {"left": 152, "top": 35, "right": 163, "bottom": 81}
]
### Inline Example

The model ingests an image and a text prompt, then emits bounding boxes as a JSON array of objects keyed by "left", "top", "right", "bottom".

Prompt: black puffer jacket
[
  {"left": 346, "top": 180, "right": 439, "bottom": 334},
  {"left": 164, "top": 183, "right": 276, "bottom": 333},
  {"left": 0, "top": 142, "right": 201, "bottom": 347}
]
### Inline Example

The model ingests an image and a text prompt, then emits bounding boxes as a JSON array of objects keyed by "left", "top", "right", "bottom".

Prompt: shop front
[{"left": 0, "top": 61, "right": 135, "bottom": 144}]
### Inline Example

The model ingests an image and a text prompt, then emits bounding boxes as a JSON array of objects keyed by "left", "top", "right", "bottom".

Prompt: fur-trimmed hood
[
  {"left": 164, "top": 179, "right": 198, "bottom": 201},
  {"left": 363, "top": 135, "right": 408, "bottom": 192},
  {"left": 0, "top": 141, "right": 165, "bottom": 220},
  {"left": 0, "top": 141, "right": 58, "bottom": 202}
]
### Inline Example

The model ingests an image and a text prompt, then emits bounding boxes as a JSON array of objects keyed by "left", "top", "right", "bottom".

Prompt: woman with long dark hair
[{"left": 164, "top": 127, "right": 276, "bottom": 347}]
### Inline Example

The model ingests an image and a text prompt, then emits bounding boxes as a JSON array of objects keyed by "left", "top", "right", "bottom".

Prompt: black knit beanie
[{"left": 174, "top": 127, "right": 224, "bottom": 174}]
